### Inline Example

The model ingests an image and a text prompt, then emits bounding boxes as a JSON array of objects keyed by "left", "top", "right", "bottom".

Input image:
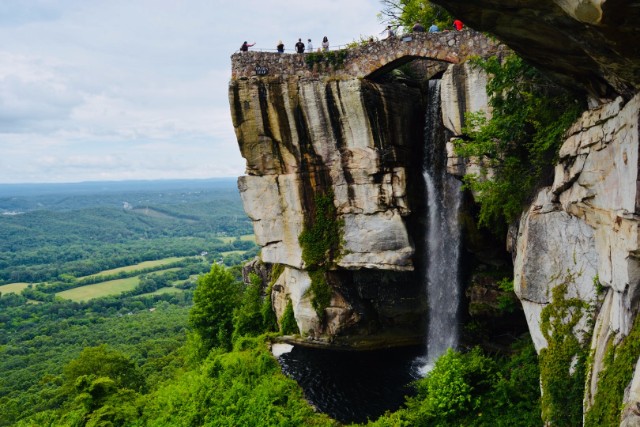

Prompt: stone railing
[{"left": 230, "top": 30, "right": 502, "bottom": 80}]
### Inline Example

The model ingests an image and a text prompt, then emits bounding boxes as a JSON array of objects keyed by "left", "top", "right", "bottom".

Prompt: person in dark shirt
[
  {"left": 277, "top": 40, "right": 284, "bottom": 53},
  {"left": 295, "top": 38, "right": 305, "bottom": 53},
  {"left": 240, "top": 41, "right": 255, "bottom": 52},
  {"left": 412, "top": 22, "right": 425, "bottom": 32}
]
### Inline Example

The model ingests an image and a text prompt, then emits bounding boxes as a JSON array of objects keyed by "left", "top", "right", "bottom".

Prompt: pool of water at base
[{"left": 277, "top": 345, "right": 425, "bottom": 424}]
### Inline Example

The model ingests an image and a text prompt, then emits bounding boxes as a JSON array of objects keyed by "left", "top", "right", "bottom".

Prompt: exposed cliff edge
[
  {"left": 512, "top": 93, "right": 640, "bottom": 424},
  {"left": 230, "top": 13, "right": 640, "bottom": 423},
  {"left": 432, "top": 0, "right": 640, "bottom": 100},
  {"left": 432, "top": 1, "right": 640, "bottom": 423},
  {"left": 230, "top": 32, "right": 501, "bottom": 348}
]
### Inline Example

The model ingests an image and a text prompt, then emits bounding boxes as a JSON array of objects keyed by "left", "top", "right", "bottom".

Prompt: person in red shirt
[{"left": 453, "top": 19, "right": 464, "bottom": 31}]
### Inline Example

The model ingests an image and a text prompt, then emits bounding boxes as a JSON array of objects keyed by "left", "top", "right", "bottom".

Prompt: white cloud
[{"left": 0, "top": 0, "right": 383, "bottom": 183}]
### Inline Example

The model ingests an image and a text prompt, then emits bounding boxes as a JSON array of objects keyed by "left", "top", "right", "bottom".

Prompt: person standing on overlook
[
  {"left": 307, "top": 38, "right": 313, "bottom": 52},
  {"left": 239, "top": 41, "right": 255, "bottom": 52},
  {"left": 412, "top": 22, "right": 425, "bottom": 32},
  {"left": 322, "top": 36, "right": 329, "bottom": 51},
  {"left": 277, "top": 40, "right": 284, "bottom": 53},
  {"left": 295, "top": 38, "right": 305, "bottom": 53},
  {"left": 453, "top": 19, "right": 464, "bottom": 31},
  {"left": 428, "top": 22, "right": 439, "bottom": 33},
  {"left": 385, "top": 25, "right": 395, "bottom": 38}
]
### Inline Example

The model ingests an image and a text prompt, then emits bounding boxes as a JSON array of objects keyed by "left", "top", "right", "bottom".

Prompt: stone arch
[{"left": 363, "top": 55, "right": 453, "bottom": 80}]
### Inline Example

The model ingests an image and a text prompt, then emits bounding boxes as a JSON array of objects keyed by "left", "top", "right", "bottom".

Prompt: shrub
[
  {"left": 189, "top": 264, "right": 242, "bottom": 352},
  {"left": 455, "top": 54, "right": 584, "bottom": 233},
  {"left": 280, "top": 298, "right": 300, "bottom": 335}
]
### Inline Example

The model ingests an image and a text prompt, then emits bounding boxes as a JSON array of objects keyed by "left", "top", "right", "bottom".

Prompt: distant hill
[{"left": 0, "top": 178, "right": 240, "bottom": 213}]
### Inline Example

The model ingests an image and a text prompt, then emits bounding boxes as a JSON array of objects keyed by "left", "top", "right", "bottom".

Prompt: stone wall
[{"left": 231, "top": 30, "right": 502, "bottom": 81}]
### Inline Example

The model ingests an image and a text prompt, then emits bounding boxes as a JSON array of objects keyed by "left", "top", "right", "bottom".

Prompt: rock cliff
[
  {"left": 230, "top": 10, "right": 640, "bottom": 421},
  {"left": 431, "top": 0, "right": 640, "bottom": 424},
  {"left": 230, "top": 32, "right": 500, "bottom": 347},
  {"left": 432, "top": 0, "right": 640, "bottom": 100}
]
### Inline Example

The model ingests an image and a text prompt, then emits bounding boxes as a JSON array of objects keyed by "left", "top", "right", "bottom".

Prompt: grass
[
  {"left": 220, "top": 250, "right": 247, "bottom": 257},
  {"left": 0, "top": 282, "right": 31, "bottom": 295},
  {"left": 219, "top": 234, "right": 255, "bottom": 244},
  {"left": 79, "top": 257, "right": 184, "bottom": 279},
  {"left": 138, "top": 287, "right": 184, "bottom": 297},
  {"left": 57, "top": 277, "right": 140, "bottom": 302},
  {"left": 149, "top": 267, "right": 182, "bottom": 275}
]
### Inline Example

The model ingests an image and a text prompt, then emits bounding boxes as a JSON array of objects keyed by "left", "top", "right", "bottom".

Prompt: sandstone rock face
[
  {"left": 230, "top": 33, "right": 503, "bottom": 347},
  {"left": 441, "top": 62, "right": 491, "bottom": 137},
  {"left": 432, "top": 0, "right": 640, "bottom": 99},
  {"left": 232, "top": 77, "right": 420, "bottom": 271},
  {"left": 231, "top": 74, "right": 426, "bottom": 345},
  {"left": 440, "top": 62, "right": 492, "bottom": 179},
  {"left": 513, "top": 93, "right": 640, "bottom": 419}
]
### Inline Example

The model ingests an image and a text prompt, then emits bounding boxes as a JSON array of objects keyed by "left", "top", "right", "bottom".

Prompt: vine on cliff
[
  {"left": 585, "top": 314, "right": 640, "bottom": 427},
  {"left": 298, "top": 191, "right": 343, "bottom": 319},
  {"left": 539, "top": 274, "right": 591, "bottom": 426},
  {"left": 455, "top": 54, "right": 584, "bottom": 233},
  {"left": 305, "top": 50, "right": 347, "bottom": 69}
]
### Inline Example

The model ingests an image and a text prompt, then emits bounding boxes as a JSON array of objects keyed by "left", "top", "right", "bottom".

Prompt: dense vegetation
[
  {"left": 0, "top": 179, "right": 256, "bottom": 284},
  {"left": 455, "top": 55, "right": 584, "bottom": 232},
  {"left": 0, "top": 292, "right": 193, "bottom": 426},
  {"left": 378, "top": 0, "right": 452, "bottom": 31}
]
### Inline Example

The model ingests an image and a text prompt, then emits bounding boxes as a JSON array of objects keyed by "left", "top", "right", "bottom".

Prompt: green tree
[
  {"left": 455, "top": 55, "right": 583, "bottom": 232},
  {"left": 62, "top": 344, "right": 144, "bottom": 393},
  {"left": 232, "top": 273, "right": 264, "bottom": 340},
  {"left": 189, "top": 263, "right": 242, "bottom": 352},
  {"left": 378, "top": 0, "right": 452, "bottom": 31}
]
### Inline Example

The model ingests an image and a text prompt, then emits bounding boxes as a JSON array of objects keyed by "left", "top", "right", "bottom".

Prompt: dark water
[{"left": 277, "top": 345, "right": 423, "bottom": 424}]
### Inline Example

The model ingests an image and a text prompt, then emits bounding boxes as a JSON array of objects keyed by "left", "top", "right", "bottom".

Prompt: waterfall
[{"left": 419, "top": 79, "right": 463, "bottom": 375}]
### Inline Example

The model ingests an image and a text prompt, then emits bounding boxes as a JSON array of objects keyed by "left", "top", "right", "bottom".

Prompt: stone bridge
[{"left": 230, "top": 30, "right": 502, "bottom": 81}]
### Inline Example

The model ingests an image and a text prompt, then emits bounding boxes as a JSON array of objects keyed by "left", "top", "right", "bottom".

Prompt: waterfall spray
[{"left": 418, "top": 79, "right": 463, "bottom": 375}]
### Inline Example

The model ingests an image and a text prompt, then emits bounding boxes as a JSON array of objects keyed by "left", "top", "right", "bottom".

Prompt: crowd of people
[
  {"left": 239, "top": 19, "right": 465, "bottom": 53},
  {"left": 239, "top": 36, "right": 330, "bottom": 53}
]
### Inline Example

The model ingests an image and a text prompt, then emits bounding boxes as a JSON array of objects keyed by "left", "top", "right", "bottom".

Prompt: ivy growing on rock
[
  {"left": 298, "top": 191, "right": 343, "bottom": 319},
  {"left": 280, "top": 298, "right": 300, "bottom": 335},
  {"left": 304, "top": 50, "right": 348, "bottom": 69},
  {"left": 455, "top": 54, "right": 584, "bottom": 234},
  {"left": 538, "top": 275, "right": 591, "bottom": 426},
  {"left": 585, "top": 314, "right": 640, "bottom": 426}
]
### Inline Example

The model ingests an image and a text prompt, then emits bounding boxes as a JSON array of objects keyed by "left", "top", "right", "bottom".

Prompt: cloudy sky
[{"left": 0, "top": 0, "right": 384, "bottom": 183}]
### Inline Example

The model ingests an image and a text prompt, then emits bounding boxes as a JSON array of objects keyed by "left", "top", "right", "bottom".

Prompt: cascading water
[{"left": 418, "top": 79, "right": 463, "bottom": 375}]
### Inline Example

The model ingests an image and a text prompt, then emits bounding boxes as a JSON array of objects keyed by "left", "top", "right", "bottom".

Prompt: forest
[
  {"left": 0, "top": 179, "right": 257, "bottom": 284},
  {"left": 0, "top": 179, "right": 258, "bottom": 425},
  {"left": 0, "top": 179, "right": 543, "bottom": 427}
]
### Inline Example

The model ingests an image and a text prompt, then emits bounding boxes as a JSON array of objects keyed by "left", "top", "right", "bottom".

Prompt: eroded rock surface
[
  {"left": 432, "top": 0, "right": 640, "bottom": 99},
  {"left": 513, "top": 93, "right": 640, "bottom": 419}
]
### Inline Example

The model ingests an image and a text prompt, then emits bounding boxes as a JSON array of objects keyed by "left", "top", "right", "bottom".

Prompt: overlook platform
[{"left": 230, "top": 30, "right": 502, "bottom": 80}]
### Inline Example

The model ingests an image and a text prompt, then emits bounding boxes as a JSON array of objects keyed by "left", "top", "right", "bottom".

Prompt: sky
[{"left": 0, "top": 0, "right": 384, "bottom": 184}]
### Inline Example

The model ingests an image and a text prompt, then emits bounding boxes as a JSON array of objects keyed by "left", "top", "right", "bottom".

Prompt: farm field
[
  {"left": 141, "top": 287, "right": 185, "bottom": 297},
  {"left": 80, "top": 257, "right": 185, "bottom": 278},
  {"left": 0, "top": 282, "right": 30, "bottom": 295},
  {"left": 219, "top": 234, "right": 255, "bottom": 244},
  {"left": 57, "top": 277, "right": 140, "bottom": 301}
]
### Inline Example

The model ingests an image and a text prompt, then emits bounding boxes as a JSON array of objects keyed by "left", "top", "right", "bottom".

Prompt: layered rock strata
[
  {"left": 432, "top": 0, "right": 640, "bottom": 100},
  {"left": 513, "top": 93, "right": 640, "bottom": 421},
  {"left": 231, "top": 76, "right": 426, "bottom": 346},
  {"left": 230, "top": 36, "right": 498, "bottom": 346}
]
